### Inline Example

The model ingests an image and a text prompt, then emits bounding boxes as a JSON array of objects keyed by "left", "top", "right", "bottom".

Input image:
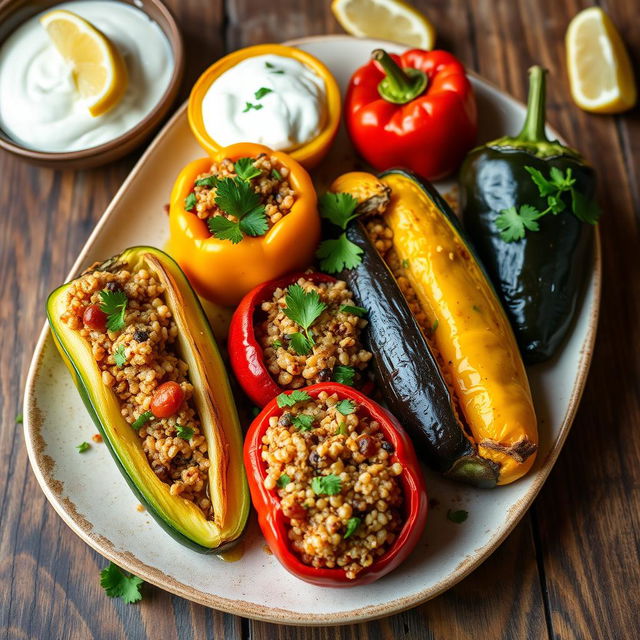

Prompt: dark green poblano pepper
[{"left": 459, "top": 66, "right": 600, "bottom": 364}]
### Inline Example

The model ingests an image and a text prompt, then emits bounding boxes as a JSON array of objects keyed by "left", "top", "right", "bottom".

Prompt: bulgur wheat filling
[
  {"left": 188, "top": 154, "right": 296, "bottom": 231},
  {"left": 262, "top": 390, "right": 404, "bottom": 579},
  {"left": 60, "top": 266, "right": 215, "bottom": 519},
  {"left": 257, "top": 277, "right": 372, "bottom": 389}
]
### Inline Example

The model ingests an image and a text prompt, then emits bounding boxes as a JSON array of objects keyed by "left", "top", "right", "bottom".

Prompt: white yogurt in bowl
[{"left": 0, "top": 0, "right": 174, "bottom": 152}]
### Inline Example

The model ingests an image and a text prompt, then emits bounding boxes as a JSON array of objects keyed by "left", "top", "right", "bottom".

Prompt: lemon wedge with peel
[
  {"left": 331, "top": 0, "right": 436, "bottom": 50},
  {"left": 40, "top": 9, "right": 128, "bottom": 117},
  {"left": 566, "top": 7, "right": 636, "bottom": 114}
]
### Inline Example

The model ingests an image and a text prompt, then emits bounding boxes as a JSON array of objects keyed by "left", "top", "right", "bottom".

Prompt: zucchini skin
[
  {"left": 341, "top": 222, "right": 499, "bottom": 488},
  {"left": 47, "top": 247, "right": 249, "bottom": 553}
]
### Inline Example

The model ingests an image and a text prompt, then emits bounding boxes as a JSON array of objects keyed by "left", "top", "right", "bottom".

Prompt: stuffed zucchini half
[
  {"left": 47, "top": 247, "right": 249, "bottom": 552},
  {"left": 332, "top": 171, "right": 538, "bottom": 487}
]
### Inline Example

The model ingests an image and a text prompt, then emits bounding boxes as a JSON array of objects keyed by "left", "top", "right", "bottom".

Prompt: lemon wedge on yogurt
[
  {"left": 40, "top": 9, "right": 128, "bottom": 117},
  {"left": 331, "top": 0, "right": 436, "bottom": 49}
]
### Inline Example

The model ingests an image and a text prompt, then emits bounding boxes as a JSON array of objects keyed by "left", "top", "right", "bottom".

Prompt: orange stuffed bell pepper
[{"left": 167, "top": 142, "right": 320, "bottom": 307}]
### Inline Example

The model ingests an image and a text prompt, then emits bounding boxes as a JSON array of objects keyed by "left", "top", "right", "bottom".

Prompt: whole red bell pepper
[
  {"left": 228, "top": 271, "right": 337, "bottom": 408},
  {"left": 345, "top": 49, "right": 477, "bottom": 181},
  {"left": 244, "top": 382, "right": 428, "bottom": 586}
]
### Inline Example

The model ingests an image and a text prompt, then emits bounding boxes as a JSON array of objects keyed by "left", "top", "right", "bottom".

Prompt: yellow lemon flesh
[
  {"left": 566, "top": 7, "right": 636, "bottom": 114},
  {"left": 40, "top": 9, "right": 128, "bottom": 117},
  {"left": 331, "top": 0, "right": 436, "bottom": 50}
]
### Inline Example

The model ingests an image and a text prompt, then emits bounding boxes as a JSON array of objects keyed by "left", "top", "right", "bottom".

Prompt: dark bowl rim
[{"left": 0, "top": 0, "right": 185, "bottom": 162}]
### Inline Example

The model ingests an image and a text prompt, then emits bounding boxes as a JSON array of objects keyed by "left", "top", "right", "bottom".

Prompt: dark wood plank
[{"left": 0, "top": 2, "right": 241, "bottom": 640}]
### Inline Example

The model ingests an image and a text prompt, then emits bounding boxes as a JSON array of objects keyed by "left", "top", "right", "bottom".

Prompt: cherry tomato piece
[
  {"left": 83, "top": 304, "right": 107, "bottom": 332},
  {"left": 150, "top": 381, "right": 185, "bottom": 418}
]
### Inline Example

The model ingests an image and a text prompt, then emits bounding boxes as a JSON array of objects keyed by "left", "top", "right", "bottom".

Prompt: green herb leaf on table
[
  {"left": 176, "top": 424, "right": 194, "bottom": 440},
  {"left": 243, "top": 102, "right": 263, "bottom": 112},
  {"left": 113, "top": 344, "right": 127, "bottom": 368},
  {"left": 289, "top": 332, "right": 314, "bottom": 355},
  {"left": 344, "top": 516, "right": 361, "bottom": 539},
  {"left": 277, "top": 390, "right": 312, "bottom": 408},
  {"left": 132, "top": 411, "right": 153, "bottom": 430},
  {"left": 495, "top": 205, "right": 544, "bottom": 242},
  {"left": 277, "top": 474, "right": 291, "bottom": 488},
  {"left": 99, "top": 289, "right": 128, "bottom": 332},
  {"left": 318, "top": 192, "right": 359, "bottom": 230},
  {"left": 316, "top": 233, "right": 363, "bottom": 274},
  {"left": 76, "top": 441, "right": 90, "bottom": 453},
  {"left": 234, "top": 157, "right": 262, "bottom": 182},
  {"left": 339, "top": 304, "right": 367, "bottom": 317},
  {"left": 311, "top": 474, "right": 342, "bottom": 496},
  {"left": 15, "top": 413, "right": 23, "bottom": 424},
  {"left": 184, "top": 192, "right": 197, "bottom": 211},
  {"left": 292, "top": 414, "right": 315, "bottom": 432},
  {"left": 447, "top": 509, "right": 468, "bottom": 524},
  {"left": 335, "top": 399, "right": 356, "bottom": 415},
  {"left": 254, "top": 87, "right": 273, "bottom": 100},
  {"left": 282, "top": 284, "right": 326, "bottom": 349},
  {"left": 333, "top": 365, "right": 356, "bottom": 386},
  {"left": 194, "top": 175, "right": 218, "bottom": 188},
  {"left": 100, "top": 562, "right": 144, "bottom": 604}
]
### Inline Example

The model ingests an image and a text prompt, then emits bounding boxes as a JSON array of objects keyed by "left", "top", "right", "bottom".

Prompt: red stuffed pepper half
[
  {"left": 244, "top": 382, "right": 428, "bottom": 586},
  {"left": 229, "top": 271, "right": 373, "bottom": 407}
]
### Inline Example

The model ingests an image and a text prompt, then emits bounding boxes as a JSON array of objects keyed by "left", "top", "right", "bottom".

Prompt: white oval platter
[{"left": 23, "top": 36, "right": 600, "bottom": 625}]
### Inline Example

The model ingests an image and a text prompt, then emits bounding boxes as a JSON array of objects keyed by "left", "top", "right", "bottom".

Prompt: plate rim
[{"left": 23, "top": 34, "right": 602, "bottom": 626}]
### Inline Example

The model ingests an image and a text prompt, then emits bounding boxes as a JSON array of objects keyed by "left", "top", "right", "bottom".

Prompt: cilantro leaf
[
  {"left": 254, "top": 87, "right": 273, "bottom": 100},
  {"left": 234, "top": 157, "right": 262, "bottom": 182},
  {"left": 176, "top": 424, "right": 194, "bottom": 440},
  {"left": 333, "top": 365, "right": 355, "bottom": 386},
  {"left": 271, "top": 339, "right": 283, "bottom": 349},
  {"left": 339, "top": 304, "right": 367, "bottom": 317},
  {"left": 524, "top": 166, "right": 556, "bottom": 196},
  {"left": 316, "top": 233, "right": 363, "bottom": 273},
  {"left": 335, "top": 399, "right": 356, "bottom": 415},
  {"left": 194, "top": 175, "right": 218, "bottom": 188},
  {"left": 283, "top": 284, "right": 326, "bottom": 343},
  {"left": 319, "top": 192, "right": 359, "bottom": 230},
  {"left": 214, "top": 177, "right": 261, "bottom": 218},
  {"left": 99, "top": 290, "right": 128, "bottom": 332},
  {"left": 271, "top": 168, "right": 282, "bottom": 180},
  {"left": 15, "top": 413, "right": 23, "bottom": 424},
  {"left": 447, "top": 509, "right": 468, "bottom": 524},
  {"left": 311, "top": 474, "right": 342, "bottom": 496},
  {"left": 132, "top": 411, "right": 153, "bottom": 430},
  {"left": 208, "top": 216, "right": 244, "bottom": 244},
  {"left": 113, "top": 344, "right": 127, "bottom": 368},
  {"left": 344, "top": 516, "right": 361, "bottom": 539},
  {"left": 243, "top": 102, "right": 263, "bottom": 112},
  {"left": 546, "top": 193, "right": 566, "bottom": 214},
  {"left": 292, "top": 414, "right": 315, "bottom": 431},
  {"left": 100, "top": 562, "right": 144, "bottom": 603},
  {"left": 289, "top": 332, "right": 314, "bottom": 355},
  {"left": 239, "top": 207, "right": 269, "bottom": 236},
  {"left": 184, "top": 192, "right": 197, "bottom": 211},
  {"left": 265, "top": 61, "right": 284, "bottom": 74},
  {"left": 495, "top": 205, "right": 543, "bottom": 242},
  {"left": 277, "top": 474, "right": 291, "bottom": 488},
  {"left": 276, "top": 390, "right": 311, "bottom": 407},
  {"left": 571, "top": 189, "right": 601, "bottom": 224},
  {"left": 76, "top": 441, "right": 90, "bottom": 453},
  {"left": 336, "top": 422, "right": 348, "bottom": 435},
  {"left": 549, "top": 166, "right": 575, "bottom": 189}
]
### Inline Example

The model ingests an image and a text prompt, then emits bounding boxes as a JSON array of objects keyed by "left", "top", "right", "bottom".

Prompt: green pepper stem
[
  {"left": 516, "top": 66, "right": 550, "bottom": 143},
  {"left": 372, "top": 49, "right": 427, "bottom": 105}
]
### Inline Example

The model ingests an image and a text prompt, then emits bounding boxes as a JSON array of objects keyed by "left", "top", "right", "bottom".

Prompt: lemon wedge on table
[
  {"left": 566, "top": 7, "right": 636, "bottom": 114},
  {"left": 40, "top": 9, "right": 128, "bottom": 117},
  {"left": 331, "top": 0, "right": 436, "bottom": 50}
]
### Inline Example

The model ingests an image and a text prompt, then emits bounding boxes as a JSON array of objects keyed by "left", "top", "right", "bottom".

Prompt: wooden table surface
[{"left": 2, "top": 0, "right": 639, "bottom": 638}]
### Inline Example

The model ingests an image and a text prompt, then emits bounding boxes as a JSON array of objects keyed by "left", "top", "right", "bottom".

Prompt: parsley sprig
[
  {"left": 311, "top": 474, "right": 342, "bottom": 496},
  {"left": 344, "top": 516, "right": 361, "bottom": 539},
  {"left": 176, "top": 424, "right": 194, "bottom": 440},
  {"left": 113, "top": 344, "right": 127, "bottom": 368},
  {"left": 495, "top": 166, "right": 601, "bottom": 242},
  {"left": 292, "top": 414, "right": 315, "bottom": 431},
  {"left": 99, "top": 289, "right": 128, "bottom": 332},
  {"left": 132, "top": 411, "right": 153, "bottom": 430},
  {"left": 100, "top": 562, "right": 144, "bottom": 603},
  {"left": 282, "top": 284, "right": 326, "bottom": 355},
  {"left": 277, "top": 390, "right": 311, "bottom": 407},
  {"left": 316, "top": 192, "right": 364, "bottom": 274},
  {"left": 333, "top": 365, "right": 355, "bottom": 386}
]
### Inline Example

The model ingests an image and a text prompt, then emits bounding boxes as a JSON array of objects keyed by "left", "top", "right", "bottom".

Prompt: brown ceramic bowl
[{"left": 0, "top": 0, "right": 184, "bottom": 169}]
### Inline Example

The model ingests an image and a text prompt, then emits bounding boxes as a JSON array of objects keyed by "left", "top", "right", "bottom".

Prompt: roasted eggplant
[
  {"left": 47, "top": 247, "right": 250, "bottom": 552},
  {"left": 333, "top": 171, "right": 538, "bottom": 487}
]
